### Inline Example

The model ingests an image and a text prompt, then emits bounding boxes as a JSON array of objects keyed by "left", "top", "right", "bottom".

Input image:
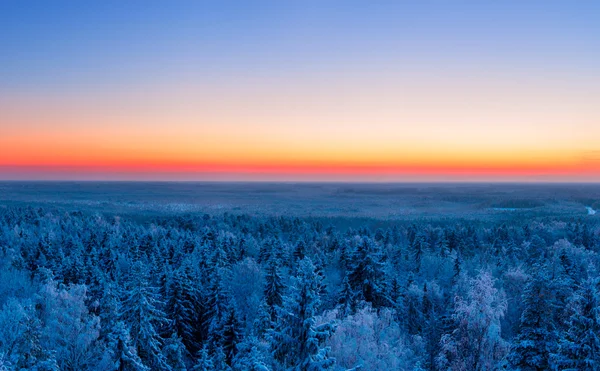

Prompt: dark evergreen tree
[
  {"left": 165, "top": 264, "right": 201, "bottom": 353},
  {"left": 263, "top": 257, "right": 285, "bottom": 319},
  {"left": 104, "top": 321, "right": 149, "bottom": 371},
  {"left": 347, "top": 237, "right": 389, "bottom": 308},
  {"left": 193, "top": 345, "right": 214, "bottom": 371},
  {"left": 120, "top": 262, "right": 170, "bottom": 370},
  {"left": 222, "top": 307, "right": 243, "bottom": 366},
  {"left": 508, "top": 269, "right": 558, "bottom": 371},
  {"left": 161, "top": 333, "right": 187, "bottom": 371},
  {"left": 337, "top": 275, "right": 357, "bottom": 316},
  {"left": 552, "top": 279, "right": 600, "bottom": 370},
  {"left": 202, "top": 267, "right": 232, "bottom": 346},
  {"left": 269, "top": 258, "right": 336, "bottom": 370},
  {"left": 412, "top": 231, "right": 429, "bottom": 273}
]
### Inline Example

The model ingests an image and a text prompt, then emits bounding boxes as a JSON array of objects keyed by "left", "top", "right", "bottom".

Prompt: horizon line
[{"left": 1, "top": 179, "right": 600, "bottom": 185}]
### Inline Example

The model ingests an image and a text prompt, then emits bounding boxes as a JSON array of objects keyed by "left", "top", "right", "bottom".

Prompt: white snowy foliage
[
  {"left": 38, "top": 282, "right": 101, "bottom": 370},
  {"left": 437, "top": 271, "right": 508, "bottom": 371},
  {"left": 319, "top": 305, "right": 419, "bottom": 371}
]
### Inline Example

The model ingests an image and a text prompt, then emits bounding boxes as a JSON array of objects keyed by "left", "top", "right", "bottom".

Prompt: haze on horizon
[{"left": 1, "top": 1, "right": 599, "bottom": 182}]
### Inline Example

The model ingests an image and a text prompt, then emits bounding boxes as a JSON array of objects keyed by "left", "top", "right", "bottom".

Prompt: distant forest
[{"left": 0, "top": 205, "right": 599, "bottom": 370}]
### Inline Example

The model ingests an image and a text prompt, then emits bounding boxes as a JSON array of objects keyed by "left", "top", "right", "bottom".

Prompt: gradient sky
[{"left": 1, "top": 1, "right": 599, "bottom": 181}]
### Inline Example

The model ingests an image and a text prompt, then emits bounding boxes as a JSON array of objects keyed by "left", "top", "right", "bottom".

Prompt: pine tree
[
  {"left": 166, "top": 264, "right": 201, "bottom": 353},
  {"left": 404, "top": 284, "right": 423, "bottom": 335},
  {"left": 120, "top": 262, "right": 170, "bottom": 370},
  {"left": 413, "top": 231, "right": 429, "bottom": 272},
  {"left": 421, "top": 283, "right": 441, "bottom": 371},
  {"left": 347, "top": 237, "right": 389, "bottom": 308},
  {"left": 232, "top": 337, "right": 271, "bottom": 371},
  {"left": 222, "top": 307, "right": 243, "bottom": 366},
  {"left": 161, "top": 333, "right": 187, "bottom": 371},
  {"left": 439, "top": 232, "right": 449, "bottom": 258},
  {"left": 337, "top": 275, "right": 356, "bottom": 317},
  {"left": 103, "top": 321, "right": 149, "bottom": 371},
  {"left": 508, "top": 269, "right": 558, "bottom": 371},
  {"left": 452, "top": 252, "right": 462, "bottom": 285},
  {"left": 269, "top": 258, "right": 336, "bottom": 370},
  {"left": 211, "top": 345, "right": 231, "bottom": 371},
  {"left": 264, "top": 257, "right": 285, "bottom": 319},
  {"left": 203, "top": 267, "right": 232, "bottom": 346},
  {"left": 553, "top": 279, "right": 600, "bottom": 370},
  {"left": 193, "top": 345, "right": 214, "bottom": 371},
  {"left": 253, "top": 301, "right": 272, "bottom": 337},
  {"left": 293, "top": 240, "right": 306, "bottom": 261}
]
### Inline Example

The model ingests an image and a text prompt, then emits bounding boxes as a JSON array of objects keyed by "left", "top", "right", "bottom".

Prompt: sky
[{"left": 1, "top": 1, "right": 599, "bottom": 181}]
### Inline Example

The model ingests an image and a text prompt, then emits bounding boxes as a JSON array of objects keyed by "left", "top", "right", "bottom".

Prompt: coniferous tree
[
  {"left": 552, "top": 279, "right": 600, "bottom": 370},
  {"left": 120, "top": 262, "right": 170, "bottom": 370},
  {"left": 347, "top": 237, "right": 389, "bottom": 308},
  {"left": 193, "top": 345, "right": 214, "bottom": 371},
  {"left": 508, "top": 268, "right": 558, "bottom": 371},
  {"left": 232, "top": 336, "right": 271, "bottom": 371},
  {"left": 264, "top": 257, "right": 285, "bottom": 319},
  {"left": 337, "top": 275, "right": 357, "bottom": 317},
  {"left": 166, "top": 264, "right": 201, "bottom": 353},
  {"left": 222, "top": 307, "right": 243, "bottom": 366},
  {"left": 102, "top": 321, "right": 149, "bottom": 371},
  {"left": 203, "top": 267, "right": 232, "bottom": 346},
  {"left": 412, "top": 231, "right": 429, "bottom": 273},
  {"left": 269, "top": 258, "right": 336, "bottom": 370},
  {"left": 161, "top": 333, "right": 187, "bottom": 371}
]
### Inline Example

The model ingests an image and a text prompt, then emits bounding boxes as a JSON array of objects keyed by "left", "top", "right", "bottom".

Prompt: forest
[{"left": 0, "top": 201, "right": 599, "bottom": 370}]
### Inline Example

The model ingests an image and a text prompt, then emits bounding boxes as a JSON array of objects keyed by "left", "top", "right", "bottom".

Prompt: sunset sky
[{"left": 1, "top": 1, "right": 599, "bottom": 181}]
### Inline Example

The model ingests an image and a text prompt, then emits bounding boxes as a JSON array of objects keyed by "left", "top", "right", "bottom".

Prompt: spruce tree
[
  {"left": 508, "top": 269, "right": 558, "bottom": 371},
  {"left": 269, "top": 258, "right": 336, "bottom": 370},
  {"left": 120, "top": 262, "right": 170, "bottom": 370},
  {"left": 264, "top": 257, "right": 285, "bottom": 319},
  {"left": 232, "top": 337, "right": 271, "bottom": 371},
  {"left": 553, "top": 279, "right": 600, "bottom": 370},
  {"left": 347, "top": 237, "right": 389, "bottom": 308},
  {"left": 193, "top": 345, "right": 214, "bottom": 371},
  {"left": 222, "top": 307, "right": 243, "bottom": 366},
  {"left": 103, "top": 321, "right": 149, "bottom": 371},
  {"left": 165, "top": 265, "right": 201, "bottom": 353}
]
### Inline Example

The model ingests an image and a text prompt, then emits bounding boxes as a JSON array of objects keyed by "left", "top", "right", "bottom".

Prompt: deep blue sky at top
[{"left": 2, "top": 1, "right": 599, "bottom": 93}]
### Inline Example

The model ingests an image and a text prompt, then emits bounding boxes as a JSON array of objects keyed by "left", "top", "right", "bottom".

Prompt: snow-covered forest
[{"left": 0, "top": 205, "right": 599, "bottom": 370}]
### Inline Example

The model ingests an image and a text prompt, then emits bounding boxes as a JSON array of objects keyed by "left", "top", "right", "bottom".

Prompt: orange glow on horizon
[
  {"left": 2, "top": 156, "right": 599, "bottom": 180},
  {"left": 2, "top": 68, "right": 599, "bottom": 181}
]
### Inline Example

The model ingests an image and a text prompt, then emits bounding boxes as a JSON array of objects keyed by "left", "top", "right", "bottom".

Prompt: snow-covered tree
[
  {"left": 552, "top": 278, "right": 600, "bottom": 370},
  {"left": 222, "top": 306, "right": 243, "bottom": 366},
  {"left": 270, "top": 258, "right": 336, "bottom": 370},
  {"left": 508, "top": 268, "right": 558, "bottom": 371},
  {"left": 38, "top": 282, "right": 101, "bottom": 370},
  {"left": 320, "top": 305, "right": 419, "bottom": 370},
  {"left": 264, "top": 257, "right": 285, "bottom": 319},
  {"left": 100, "top": 321, "right": 149, "bottom": 371},
  {"left": 347, "top": 238, "right": 389, "bottom": 308},
  {"left": 437, "top": 271, "right": 507, "bottom": 371},
  {"left": 193, "top": 345, "right": 214, "bottom": 371},
  {"left": 232, "top": 336, "right": 271, "bottom": 371},
  {"left": 162, "top": 333, "right": 187, "bottom": 371},
  {"left": 0, "top": 298, "right": 58, "bottom": 370},
  {"left": 165, "top": 264, "right": 201, "bottom": 353},
  {"left": 120, "top": 262, "right": 170, "bottom": 370}
]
